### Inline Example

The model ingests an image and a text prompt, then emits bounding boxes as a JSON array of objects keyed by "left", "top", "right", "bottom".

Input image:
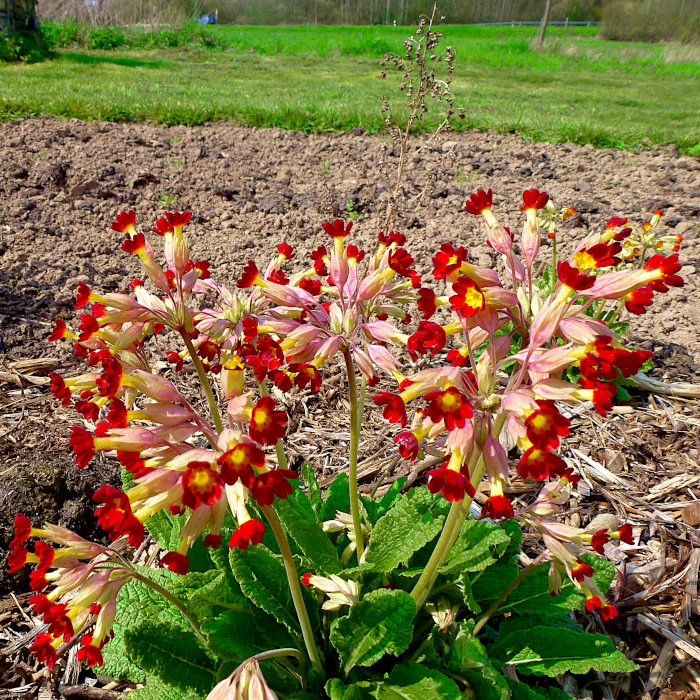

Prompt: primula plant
[{"left": 7, "top": 192, "right": 684, "bottom": 698}]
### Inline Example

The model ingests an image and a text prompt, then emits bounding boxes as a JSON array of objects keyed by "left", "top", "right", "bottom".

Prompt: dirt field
[{"left": 0, "top": 118, "right": 699, "bottom": 697}]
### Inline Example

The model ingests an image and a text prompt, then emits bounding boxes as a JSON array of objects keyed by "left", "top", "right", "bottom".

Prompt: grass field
[{"left": 1, "top": 24, "right": 698, "bottom": 151}]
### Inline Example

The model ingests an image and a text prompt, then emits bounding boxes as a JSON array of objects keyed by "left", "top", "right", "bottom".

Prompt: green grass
[{"left": 0, "top": 24, "right": 698, "bottom": 151}]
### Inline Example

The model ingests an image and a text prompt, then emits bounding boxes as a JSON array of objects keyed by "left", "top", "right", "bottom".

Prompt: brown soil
[{"left": 0, "top": 118, "right": 698, "bottom": 697}]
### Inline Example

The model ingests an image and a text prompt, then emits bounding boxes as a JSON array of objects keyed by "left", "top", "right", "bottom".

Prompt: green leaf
[
  {"left": 124, "top": 621, "right": 216, "bottom": 693},
  {"left": 326, "top": 678, "right": 373, "bottom": 700},
  {"left": 330, "top": 589, "right": 415, "bottom": 673},
  {"left": 615, "top": 383, "right": 632, "bottom": 401},
  {"left": 498, "top": 565, "right": 583, "bottom": 618},
  {"left": 361, "top": 478, "right": 406, "bottom": 525},
  {"left": 471, "top": 558, "right": 519, "bottom": 605},
  {"left": 275, "top": 490, "right": 342, "bottom": 574},
  {"left": 507, "top": 678, "right": 572, "bottom": 700},
  {"left": 301, "top": 462, "right": 323, "bottom": 517},
  {"left": 320, "top": 472, "right": 351, "bottom": 521},
  {"left": 491, "top": 626, "right": 637, "bottom": 677},
  {"left": 607, "top": 320, "right": 630, "bottom": 336},
  {"left": 583, "top": 553, "right": 616, "bottom": 594},
  {"left": 374, "top": 663, "right": 462, "bottom": 699},
  {"left": 186, "top": 571, "right": 253, "bottom": 623},
  {"left": 363, "top": 487, "right": 446, "bottom": 574},
  {"left": 441, "top": 518, "right": 512, "bottom": 574},
  {"left": 229, "top": 545, "right": 312, "bottom": 637},
  {"left": 203, "top": 608, "right": 295, "bottom": 661},
  {"left": 543, "top": 264, "right": 556, "bottom": 292},
  {"left": 460, "top": 572, "right": 482, "bottom": 614},
  {"left": 441, "top": 626, "right": 510, "bottom": 700},
  {"left": 125, "top": 675, "right": 204, "bottom": 700}
]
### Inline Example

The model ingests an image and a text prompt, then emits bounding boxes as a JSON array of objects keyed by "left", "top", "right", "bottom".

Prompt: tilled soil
[{"left": 0, "top": 117, "right": 698, "bottom": 583}]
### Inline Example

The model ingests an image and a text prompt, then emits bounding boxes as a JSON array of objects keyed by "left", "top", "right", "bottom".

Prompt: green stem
[
  {"left": 409, "top": 413, "right": 507, "bottom": 610},
  {"left": 342, "top": 347, "right": 365, "bottom": 562},
  {"left": 261, "top": 505, "right": 324, "bottom": 677},
  {"left": 132, "top": 571, "right": 207, "bottom": 646},
  {"left": 181, "top": 331, "right": 224, "bottom": 433},
  {"left": 472, "top": 562, "right": 537, "bottom": 636}
]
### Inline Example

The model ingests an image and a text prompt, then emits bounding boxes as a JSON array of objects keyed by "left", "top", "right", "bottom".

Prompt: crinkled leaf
[
  {"left": 203, "top": 608, "right": 295, "bottom": 661},
  {"left": 441, "top": 518, "right": 512, "bottom": 574},
  {"left": 507, "top": 678, "right": 572, "bottom": 700},
  {"left": 491, "top": 626, "right": 637, "bottom": 677},
  {"left": 471, "top": 558, "right": 519, "bottom": 605},
  {"left": 361, "top": 478, "right": 406, "bottom": 525},
  {"left": 330, "top": 589, "right": 415, "bottom": 673},
  {"left": 320, "top": 472, "right": 351, "bottom": 521},
  {"left": 187, "top": 571, "right": 253, "bottom": 623},
  {"left": 499, "top": 565, "right": 583, "bottom": 618},
  {"left": 442, "top": 626, "right": 510, "bottom": 700},
  {"left": 326, "top": 678, "right": 373, "bottom": 700},
  {"left": 374, "top": 664, "right": 462, "bottom": 699},
  {"left": 363, "top": 487, "right": 446, "bottom": 574},
  {"left": 275, "top": 490, "right": 342, "bottom": 574},
  {"left": 124, "top": 621, "right": 216, "bottom": 693},
  {"left": 229, "top": 545, "right": 318, "bottom": 637},
  {"left": 460, "top": 572, "right": 482, "bottom": 614},
  {"left": 301, "top": 462, "right": 323, "bottom": 517},
  {"left": 125, "top": 675, "right": 203, "bottom": 700},
  {"left": 581, "top": 553, "right": 616, "bottom": 594}
]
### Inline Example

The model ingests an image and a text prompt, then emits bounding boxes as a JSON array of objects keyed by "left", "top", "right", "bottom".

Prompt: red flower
[
  {"left": 30, "top": 633, "right": 58, "bottom": 669},
  {"left": 203, "top": 534, "right": 222, "bottom": 549},
  {"left": 164, "top": 211, "right": 192, "bottom": 228},
  {"left": 250, "top": 470, "right": 298, "bottom": 506},
  {"left": 167, "top": 351, "right": 184, "bottom": 372},
  {"left": 301, "top": 572, "right": 313, "bottom": 587},
  {"left": 92, "top": 485, "right": 144, "bottom": 547},
  {"left": 198, "top": 340, "right": 221, "bottom": 362},
  {"left": 464, "top": 189, "right": 493, "bottom": 216},
  {"left": 322, "top": 219, "right": 352, "bottom": 238},
  {"left": 377, "top": 231, "right": 406, "bottom": 247},
  {"left": 182, "top": 461, "right": 224, "bottom": 509},
  {"left": 388, "top": 248, "right": 415, "bottom": 277},
  {"left": 7, "top": 542, "right": 29, "bottom": 574},
  {"left": 237, "top": 260, "right": 261, "bottom": 288},
  {"left": 600, "top": 604, "right": 618, "bottom": 621},
  {"left": 606, "top": 216, "right": 628, "bottom": 230},
  {"left": 481, "top": 495, "right": 514, "bottom": 520},
  {"left": 78, "top": 313, "right": 100, "bottom": 342},
  {"left": 217, "top": 444, "right": 264, "bottom": 487},
  {"left": 346, "top": 245, "right": 365, "bottom": 262},
  {"left": 75, "top": 282, "right": 92, "bottom": 309},
  {"left": 96, "top": 356, "right": 123, "bottom": 398},
  {"left": 571, "top": 559, "right": 594, "bottom": 582},
  {"left": 624, "top": 285, "right": 654, "bottom": 315},
  {"left": 242, "top": 336, "right": 284, "bottom": 382},
  {"left": 249, "top": 396, "right": 288, "bottom": 445},
  {"left": 374, "top": 392, "right": 407, "bottom": 427},
  {"left": 266, "top": 269, "right": 289, "bottom": 285},
  {"left": 110, "top": 210, "right": 136, "bottom": 233},
  {"left": 591, "top": 529, "right": 610, "bottom": 554},
  {"left": 573, "top": 242, "right": 622, "bottom": 270},
  {"left": 153, "top": 218, "right": 173, "bottom": 236},
  {"left": 406, "top": 321, "right": 446, "bottom": 361},
  {"left": 288, "top": 363, "right": 322, "bottom": 392},
  {"left": 299, "top": 278, "right": 322, "bottom": 295},
  {"left": 310, "top": 245, "right": 328, "bottom": 275},
  {"left": 423, "top": 387, "right": 473, "bottom": 430},
  {"left": 432, "top": 242, "right": 468, "bottom": 280},
  {"left": 525, "top": 405, "right": 570, "bottom": 450},
  {"left": 613, "top": 348, "right": 652, "bottom": 378},
  {"left": 517, "top": 447, "right": 566, "bottom": 481},
  {"left": 521, "top": 189, "right": 549, "bottom": 211},
  {"left": 11, "top": 513, "right": 31, "bottom": 544},
  {"left": 579, "top": 378, "right": 616, "bottom": 416},
  {"left": 426, "top": 467, "right": 476, "bottom": 502},
  {"left": 585, "top": 595, "right": 602, "bottom": 612},
  {"left": 277, "top": 242, "right": 294, "bottom": 259},
  {"left": 394, "top": 432, "right": 419, "bottom": 460},
  {"left": 121, "top": 232, "right": 146, "bottom": 255},
  {"left": 48, "top": 372, "right": 71, "bottom": 406},
  {"left": 106, "top": 399, "right": 128, "bottom": 428},
  {"left": 417, "top": 288, "right": 437, "bottom": 320},
  {"left": 645, "top": 253, "right": 683, "bottom": 292},
  {"left": 70, "top": 427, "right": 95, "bottom": 469},
  {"left": 557, "top": 261, "right": 594, "bottom": 291},
  {"left": 76, "top": 638, "right": 104, "bottom": 667},
  {"left": 450, "top": 276, "right": 485, "bottom": 318},
  {"left": 617, "top": 523, "right": 633, "bottom": 544},
  {"left": 229, "top": 519, "right": 266, "bottom": 550},
  {"left": 160, "top": 551, "right": 189, "bottom": 575},
  {"left": 48, "top": 319, "right": 68, "bottom": 342}
]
